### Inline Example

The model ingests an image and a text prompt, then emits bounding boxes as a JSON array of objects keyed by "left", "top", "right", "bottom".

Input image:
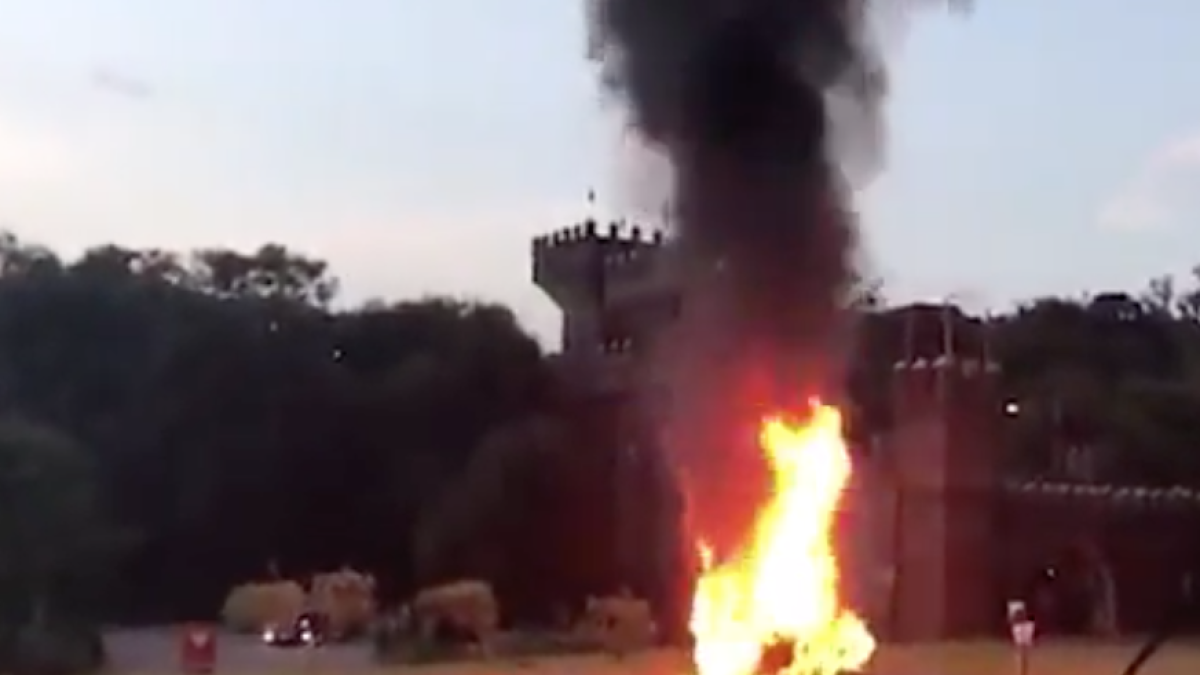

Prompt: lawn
[{"left": 259, "top": 640, "right": 1200, "bottom": 675}]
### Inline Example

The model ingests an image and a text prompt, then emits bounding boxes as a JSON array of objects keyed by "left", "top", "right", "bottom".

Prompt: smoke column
[{"left": 588, "top": 0, "right": 962, "bottom": 634}]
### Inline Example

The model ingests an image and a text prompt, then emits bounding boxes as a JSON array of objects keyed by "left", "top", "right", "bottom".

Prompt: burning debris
[
  {"left": 586, "top": 1, "right": 967, "bottom": 674},
  {"left": 757, "top": 636, "right": 798, "bottom": 675}
]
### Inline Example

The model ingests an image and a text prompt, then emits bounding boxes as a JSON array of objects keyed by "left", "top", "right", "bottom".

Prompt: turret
[
  {"left": 886, "top": 303, "right": 1003, "bottom": 640},
  {"left": 532, "top": 217, "right": 670, "bottom": 356}
]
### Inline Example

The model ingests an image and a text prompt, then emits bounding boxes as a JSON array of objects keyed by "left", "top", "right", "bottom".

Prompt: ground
[{"left": 104, "top": 629, "right": 1200, "bottom": 675}]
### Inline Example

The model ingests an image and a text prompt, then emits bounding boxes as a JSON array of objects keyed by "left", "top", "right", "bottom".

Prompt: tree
[
  {"left": 0, "top": 417, "right": 117, "bottom": 620},
  {"left": 0, "top": 417, "right": 114, "bottom": 674},
  {"left": 0, "top": 230, "right": 563, "bottom": 620},
  {"left": 191, "top": 245, "right": 338, "bottom": 306},
  {"left": 411, "top": 413, "right": 614, "bottom": 616},
  {"left": 412, "top": 416, "right": 568, "bottom": 582}
]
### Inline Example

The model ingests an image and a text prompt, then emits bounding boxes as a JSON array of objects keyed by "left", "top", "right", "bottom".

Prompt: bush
[
  {"left": 575, "top": 591, "right": 657, "bottom": 656},
  {"left": 370, "top": 610, "right": 409, "bottom": 662},
  {"left": 2, "top": 621, "right": 106, "bottom": 675},
  {"left": 410, "top": 579, "right": 498, "bottom": 649},
  {"left": 373, "top": 580, "right": 502, "bottom": 663},
  {"left": 309, "top": 567, "right": 376, "bottom": 639},
  {"left": 220, "top": 580, "right": 306, "bottom": 633}
]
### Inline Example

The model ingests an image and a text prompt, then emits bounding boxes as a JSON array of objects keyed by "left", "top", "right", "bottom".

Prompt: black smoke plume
[{"left": 587, "top": 0, "right": 964, "bottom": 631}]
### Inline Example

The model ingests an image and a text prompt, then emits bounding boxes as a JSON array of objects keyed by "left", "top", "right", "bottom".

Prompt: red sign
[{"left": 179, "top": 624, "right": 217, "bottom": 673}]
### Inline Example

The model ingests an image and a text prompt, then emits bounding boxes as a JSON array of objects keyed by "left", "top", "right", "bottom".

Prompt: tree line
[{"left": 1, "top": 230, "right": 1199, "bottom": 631}]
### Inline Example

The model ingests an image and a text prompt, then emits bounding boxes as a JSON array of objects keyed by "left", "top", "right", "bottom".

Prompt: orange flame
[{"left": 689, "top": 401, "right": 875, "bottom": 675}]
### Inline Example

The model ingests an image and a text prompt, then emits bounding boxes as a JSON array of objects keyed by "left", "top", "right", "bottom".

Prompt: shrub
[
  {"left": 2, "top": 621, "right": 106, "bottom": 675},
  {"left": 410, "top": 580, "right": 499, "bottom": 654},
  {"left": 220, "top": 580, "right": 306, "bottom": 633},
  {"left": 576, "top": 591, "right": 657, "bottom": 656},
  {"left": 371, "top": 606, "right": 470, "bottom": 665},
  {"left": 370, "top": 609, "right": 410, "bottom": 662},
  {"left": 309, "top": 567, "right": 376, "bottom": 639}
]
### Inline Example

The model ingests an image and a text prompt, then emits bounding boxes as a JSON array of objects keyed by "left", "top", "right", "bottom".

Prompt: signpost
[
  {"left": 179, "top": 623, "right": 217, "bottom": 674},
  {"left": 1007, "top": 600, "right": 1036, "bottom": 675}
]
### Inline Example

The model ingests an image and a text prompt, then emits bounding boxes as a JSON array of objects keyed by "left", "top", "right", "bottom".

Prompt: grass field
[{"left": 209, "top": 640, "right": 1200, "bottom": 675}]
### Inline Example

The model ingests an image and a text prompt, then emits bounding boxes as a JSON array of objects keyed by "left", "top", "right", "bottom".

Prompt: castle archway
[{"left": 1019, "top": 540, "right": 1116, "bottom": 636}]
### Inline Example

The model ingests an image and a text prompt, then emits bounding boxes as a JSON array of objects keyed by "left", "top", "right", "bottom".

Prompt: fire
[{"left": 689, "top": 401, "right": 875, "bottom": 675}]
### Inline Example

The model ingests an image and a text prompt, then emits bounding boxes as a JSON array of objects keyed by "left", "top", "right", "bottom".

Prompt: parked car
[{"left": 262, "top": 612, "right": 327, "bottom": 648}]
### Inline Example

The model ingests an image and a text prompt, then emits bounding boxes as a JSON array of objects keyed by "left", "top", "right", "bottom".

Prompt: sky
[{"left": 2, "top": 0, "right": 1199, "bottom": 347}]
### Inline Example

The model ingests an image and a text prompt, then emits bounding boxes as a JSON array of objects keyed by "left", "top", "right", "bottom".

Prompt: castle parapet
[
  {"left": 600, "top": 227, "right": 672, "bottom": 304},
  {"left": 1004, "top": 479, "right": 1200, "bottom": 510},
  {"left": 532, "top": 218, "right": 669, "bottom": 308}
]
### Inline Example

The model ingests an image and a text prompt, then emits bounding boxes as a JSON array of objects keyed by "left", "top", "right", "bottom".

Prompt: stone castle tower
[
  {"left": 881, "top": 309, "right": 1004, "bottom": 639},
  {"left": 531, "top": 217, "right": 678, "bottom": 601}
]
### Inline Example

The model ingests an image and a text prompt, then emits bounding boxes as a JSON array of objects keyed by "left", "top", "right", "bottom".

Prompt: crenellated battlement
[
  {"left": 1004, "top": 479, "right": 1200, "bottom": 510},
  {"left": 530, "top": 219, "right": 598, "bottom": 252},
  {"left": 532, "top": 216, "right": 671, "bottom": 313},
  {"left": 890, "top": 356, "right": 1002, "bottom": 374},
  {"left": 882, "top": 304, "right": 998, "bottom": 368},
  {"left": 530, "top": 219, "right": 666, "bottom": 254},
  {"left": 599, "top": 337, "right": 636, "bottom": 354},
  {"left": 600, "top": 226, "right": 666, "bottom": 266}
]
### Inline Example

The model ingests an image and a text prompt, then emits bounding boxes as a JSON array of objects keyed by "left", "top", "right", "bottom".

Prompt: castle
[{"left": 532, "top": 217, "right": 1200, "bottom": 640}]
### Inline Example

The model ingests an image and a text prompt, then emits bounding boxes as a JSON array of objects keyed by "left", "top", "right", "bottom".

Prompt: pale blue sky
[{"left": 1, "top": 0, "right": 1198, "bottom": 346}]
